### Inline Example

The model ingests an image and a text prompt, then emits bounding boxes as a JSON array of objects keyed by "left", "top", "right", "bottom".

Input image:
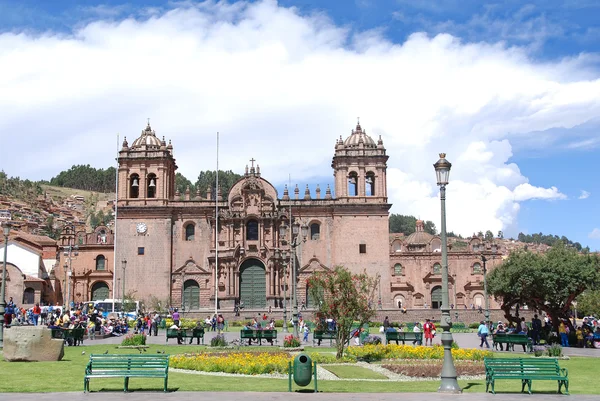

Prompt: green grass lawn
[
  {"left": 322, "top": 365, "right": 388, "bottom": 380},
  {"left": 0, "top": 345, "right": 597, "bottom": 394}
]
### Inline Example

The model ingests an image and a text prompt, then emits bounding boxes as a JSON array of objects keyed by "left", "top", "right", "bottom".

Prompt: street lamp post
[
  {"left": 481, "top": 244, "right": 497, "bottom": 330},
  {"left": 280, "top": 221, "right": 308, "bottom": 338},
  {"left": 433, "top": 153, "right": 461, "bottom": 393},
  {"left": 275, "top": 248, "right": 289, "bottom": 333},
  {"left": 62, "top": 234, "right": 78, "bottom": 308},
  {"left": 121, "top": 259, "right": 127, "bottom": 304},
  {"left": 1, "top": 222, "right": 11, "bottom": 348}
]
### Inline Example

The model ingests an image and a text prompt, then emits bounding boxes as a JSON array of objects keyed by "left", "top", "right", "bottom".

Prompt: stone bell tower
[
  {"left": 331, "top": 120, "right": 388, "bottom": 202},
  {"left": 117, "top": 122, "right": 177, "bottom": 205}
]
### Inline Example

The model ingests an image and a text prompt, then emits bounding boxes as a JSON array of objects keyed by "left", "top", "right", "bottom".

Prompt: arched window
[
  {"left": 433, "top": 263, "right": 441, "bottom": 275},
  {"left": 310, "top": 223, "right": 320, "bottom": 240},
  {"left": 473, "top": 262, "right": 482, "bottom": 274},
  {"left": 348, "top": 172, "right": 358, "bottom": 196},
  {"left": 392, "top": 241, "right": 402, "bottom": 253},
  {"left": 147, "top": 173, "right": 157, "bottom": 198},
  {"left": 185, "top": 223, "right": 195, "bottom": 241},
  {"left": 23, "top": 288, "right": 35, "bottom": 304},
  {"left": 246, "top": 220, "right": 259, "bottom": 241},
  {"left": 96, "top": 255, "right": 106, "bottom": 271},
  {"left": 394, "top": 263, "right": 403, "bottom": 276},
  {"left": 366, "top": 172, "right": 375, "bottom": 196},
  {"left": 129, "top": 174, "right": 140, "bottom": 198}
]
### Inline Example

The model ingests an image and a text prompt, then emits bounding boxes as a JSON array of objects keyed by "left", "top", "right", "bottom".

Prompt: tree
[
  {"left": 308, "top": 266, "right": 379, "bottom": 359},
  {"left": 497, "top": 230, "right": 504, "bottom": 239},
  {"left": 577, "top": 290, "right": 600, "bottom": 319},
  {"left": 195, "top": 170, "right": 242, "bottom": 199},
  {"left": 484, "top": 230, "right": 494, "bottom": 241},
  {"left": 49, "top": 165, "right": 116, "bottom": 192},
  {"left": 175, "top": 172, "right": 195, "bottom": 197},
  {"left": 487, "top": 242, "right": 600, "bottom": 330},
  {"left": 389, "top": 214, "right": 436, "bottom": 235}
]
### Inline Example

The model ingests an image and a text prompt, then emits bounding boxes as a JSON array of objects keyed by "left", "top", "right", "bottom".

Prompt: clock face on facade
[{"left": 136, "top": 222, "right": 148, "bottom": 234}]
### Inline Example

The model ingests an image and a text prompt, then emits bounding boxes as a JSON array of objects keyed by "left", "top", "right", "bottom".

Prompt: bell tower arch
[
  {"left": 117, "top": 122, "right": 177, "bottom": 204},
  {"left": 331, "top": 120, "right": 388, "bottom": 202}
]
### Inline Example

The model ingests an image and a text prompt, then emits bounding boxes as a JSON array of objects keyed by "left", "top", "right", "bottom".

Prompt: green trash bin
[
  {"left": 159, "top": 317, "right": 166, "bottom": 329},
  {"left": 293, "top": 353, "right": 312, "bottom": 386}
]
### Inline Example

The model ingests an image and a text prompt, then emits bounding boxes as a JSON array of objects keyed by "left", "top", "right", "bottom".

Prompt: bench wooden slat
[
  {"left": 384, "top": 331, "right": 423, "bottom": 345},
  {"left": 312, "top": 330, "right": 337, "bottom": 346},
  {"left": 240, "top": 329, "right": 277, "bottom": 345},
  {"left": 484, "top": 357, "right": 568, "bottom": 395},
  {"left": 84, "top": 354, "right": 170, "bottom": 393},
  {"left": 166, "top": 328, "right": 205, "bottom": 344}
]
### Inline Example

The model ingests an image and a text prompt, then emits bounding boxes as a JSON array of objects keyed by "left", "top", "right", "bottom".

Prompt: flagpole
[
  {"left": 112, "top": 133, "right": 119, "bottom": 312},
  {"left": 215, "top": 132, "right": 219, "bottom": 316}
]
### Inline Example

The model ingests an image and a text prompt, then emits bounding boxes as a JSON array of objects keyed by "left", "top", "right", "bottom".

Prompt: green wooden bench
[
  {"left": 484, "top": 357, "right": 569, "bottom": 395},
  {"left": 51, "top": 327, "right": 85, "bottom": 346},
  {"left": 84, "top": 354, "right": 170, "bottom": 392},
  {"left": 492, "top": 333, "right": 533, "bottom": 352},
  {"left": 385, "top": 331, "right": 423, "bottom": 345},
  {"left": 240, "top": 329, "right": 277, "bottom": 345},
  {"left": 313, "top": 330, "right": 337, "bottom": 346},
  {"left": 165, "top": 327, "right": 205, "bottom": 344}
]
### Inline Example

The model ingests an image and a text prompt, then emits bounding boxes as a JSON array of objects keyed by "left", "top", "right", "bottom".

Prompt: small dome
[
  {"left": 343, "top": 122, "right": 376, "bottom": 148},
  {"left": 131, "top": 123, "right": 162, "bottom": 149},
  {"left": 405, "top": 219, "right": 433, "bottom": 245},
  {"left": 405, "top": 230, "right": 434, "bottom": 245}
]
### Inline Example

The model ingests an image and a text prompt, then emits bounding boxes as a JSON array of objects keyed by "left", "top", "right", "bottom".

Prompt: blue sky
[{"left": 0, "top": 0, "right": 599, "bottom": 249}]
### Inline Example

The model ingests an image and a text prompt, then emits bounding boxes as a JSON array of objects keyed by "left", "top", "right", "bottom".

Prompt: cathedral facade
[
  {"left": 114, "top": 121, "right": 393, "bottom": 311},
  {"left": 45, "top": 121, "right": 504, "bottom": 313}
]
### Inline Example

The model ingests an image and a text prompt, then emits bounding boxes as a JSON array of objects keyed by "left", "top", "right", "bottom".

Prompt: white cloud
[
  {"left": 0, "top": 0, "right": 596, "bottom": 238},
  {"left": 579, "top": 190, "right": 590, "bottom": 199},
  {"left": 589, "top": 228, "right": 600, "bottom": 239}
]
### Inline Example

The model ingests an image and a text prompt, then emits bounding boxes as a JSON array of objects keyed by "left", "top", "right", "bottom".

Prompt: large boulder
[{"left": 3, "top": 326, "right": 64, "bottom": 362}]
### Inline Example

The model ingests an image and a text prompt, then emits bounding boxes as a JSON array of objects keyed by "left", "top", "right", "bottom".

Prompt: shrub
[
  {"left": 164, "top": 317, "right": 197, "bottom": 329},
  {"left": 121, "top": 333, "right": 146, "bottom": 346},
  {"left": 308, "top": 352, "right": 356, "bottom": 364},
  {"left": 469, "top": 322, "right": 480, "bottom": 329},
  {"left": 533, "top": 345, "right": 546, "bottom": 357},
  {"left": 283, "top": 335, "right": 301, "bottom": 348},
  {"left": 546, "top": 344, "right": 563, "bottom": 357},
  {"left": 211, "top": 334, "right": 228, "bottom": 347}
]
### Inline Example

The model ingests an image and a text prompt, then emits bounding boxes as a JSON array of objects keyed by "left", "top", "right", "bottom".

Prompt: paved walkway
[
  {"left": 86, "top": 329, "right": 600, "bottom": 358},
  {"left": 3, "top": 391, "right": 600, "bottom": 401}
]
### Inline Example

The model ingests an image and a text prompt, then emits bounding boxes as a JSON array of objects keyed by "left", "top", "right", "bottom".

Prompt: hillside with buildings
[{"left": 0, "top": 185, "right": 114, "bottom": 237}]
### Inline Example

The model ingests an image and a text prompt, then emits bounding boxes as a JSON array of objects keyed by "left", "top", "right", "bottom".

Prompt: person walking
[
  {"left": 383, "top": 316, "right": 390, "bottom": 332},
  {"left": 531, "top": 314, "right": 542, "bottom": 345},
  {"left": 559, "top": 320, "right": 569, "bottom": 347},
  {"left": 423, "top": 318, "right": 436, "bottom": 346},
  {"left": 478, "top": 320, "right": 490, "bottom": 348}
]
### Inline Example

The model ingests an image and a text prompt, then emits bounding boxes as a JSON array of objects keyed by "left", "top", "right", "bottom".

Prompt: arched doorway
[
  {"left": 239, "top": 259, "right": 266, "bottom": 308},
  {"left": 183, "top": 279, "right": 200, "bottom": 311},
  {"left": 91, "top": 282, "right": 109, "bottom": 301},
  {"left": 431, "top": 286, "right": 442, "bottom": 309},
  {"left": 23, "top": 288, "right": 35, "bottom": 304}
]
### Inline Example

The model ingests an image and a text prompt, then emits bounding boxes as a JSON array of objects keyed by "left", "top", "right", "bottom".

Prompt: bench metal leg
[{"left": 124, "top": 377, "right": 129, "bottom": 392}]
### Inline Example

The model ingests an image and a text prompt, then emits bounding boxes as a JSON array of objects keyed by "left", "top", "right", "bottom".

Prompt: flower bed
[
  {"left": 170, "top": 351, "right": 293, "bottom": 375},
  {"left": 346, "top": 344, "right": 492, "bottom": 362},
  {"left": 383, "top": 359, "right": 485, "bottom": 378}
]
